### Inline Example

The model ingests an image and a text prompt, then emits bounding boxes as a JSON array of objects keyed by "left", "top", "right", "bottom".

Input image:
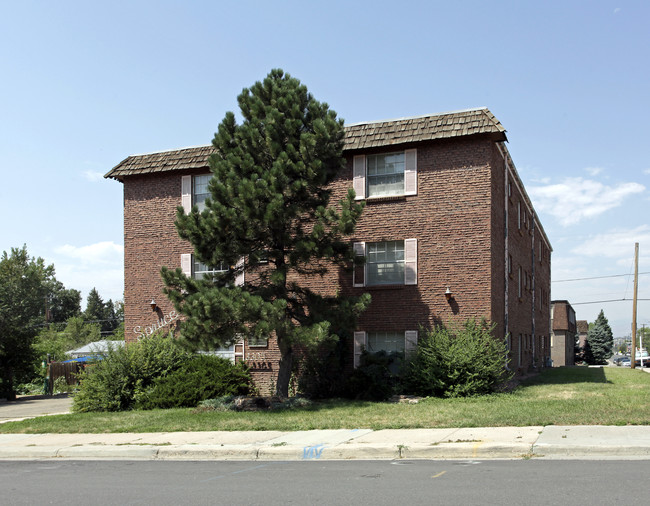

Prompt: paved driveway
[{"left": 0, "top": 394, "right": 73, "bottom": 423}]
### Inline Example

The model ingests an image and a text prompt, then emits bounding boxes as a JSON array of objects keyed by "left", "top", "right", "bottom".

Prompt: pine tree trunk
[{"left": 275, "top": 340, "right": 293, "bottom": 398}]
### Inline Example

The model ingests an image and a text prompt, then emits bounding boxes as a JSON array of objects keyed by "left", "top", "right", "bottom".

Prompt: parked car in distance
[{"left": 619, "top": 357, "right": 631, "bottom": 367}]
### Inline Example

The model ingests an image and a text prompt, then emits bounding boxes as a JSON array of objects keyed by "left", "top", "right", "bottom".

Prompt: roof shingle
[{"left": 105, "top": 107, "right": 506, "bottom": 180}]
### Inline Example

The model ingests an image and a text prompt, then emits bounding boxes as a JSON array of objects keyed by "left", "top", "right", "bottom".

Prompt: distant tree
[
  {"left": 0, "top": 246, "right": 55, "bottom": 399},
  {"left": 574, "top": 332, "right": 582, "bottom": 364},
  {"left": 583, "top": 310, "right": 614, "bottom": 365},
  {"left": 48, "top": 282, "right": 81, "bottom": 323},
  {"left": 84, "top": 288, "right": 119, "bottom": 334},
  {"left": 84, "top": 288, "right": 105, "bottom": 323},
  {"left": 162, "top": 69, "right": 369, "bottom": 397},
  {"left": 34, "top": 316, "right": 102, "bottom": 362}
]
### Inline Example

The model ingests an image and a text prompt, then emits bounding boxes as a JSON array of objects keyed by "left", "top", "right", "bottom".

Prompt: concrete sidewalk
[{"left": 3, "top": 425, "right": 650, "bottom": 460}]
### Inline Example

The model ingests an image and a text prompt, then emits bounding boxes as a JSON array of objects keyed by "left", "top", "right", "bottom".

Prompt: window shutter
[
  {"left": 405, "top": 330, "right": 418, "bottom": 357},
  {"left": 353, "top": 242, "right": 365, "bottom": 287},
  {"left": 353, "top": 331, "right": 366, "bottom": 368},
  {"left": 181, "top": 175, "right": 192, "bottom": 213},
  {"left": 235, "top": 257, "right": 245, "bottom": 286},
  {"left": 353, "top": 155, "right": 366, "bottom": 200},
  {"left": 404, "top": 149, "right": 417, "bottom": 195},
  {"left": 181, "top": 253, "right": 192, "bottom": 276},
  {"left": 404, "top": 238, "right": 417, "bottom": 285}
]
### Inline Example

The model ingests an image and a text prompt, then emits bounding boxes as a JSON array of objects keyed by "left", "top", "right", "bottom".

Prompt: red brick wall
[{"left": 119, "top": 135, "right": 551, "bottom": 392}]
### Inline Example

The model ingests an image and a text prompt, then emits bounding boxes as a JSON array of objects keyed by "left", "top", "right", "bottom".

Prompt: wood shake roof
[{"left": 105, "top": 107, "right": 506, "bottom": 180}]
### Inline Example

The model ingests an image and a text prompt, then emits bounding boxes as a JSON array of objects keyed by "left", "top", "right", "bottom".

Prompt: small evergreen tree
[
  {"left": 403, "top": 319, "right": 512, "bottom": 398},
  {"left": 84, "top": 288, "right": 119, "bottom": 334},
  {"left": 162, "top": 69, "right": 369, "bottom": 397},
  {"left": 583, "top": 310, "right": 614, "bottom": 365}
]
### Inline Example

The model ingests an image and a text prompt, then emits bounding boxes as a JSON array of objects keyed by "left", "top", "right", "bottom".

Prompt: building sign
[
  {"left": 133, "top": 310, "right": 179, "bottom": 339},
  {"left": 245, "top": 351, "right": 272, "bottom": 370}
]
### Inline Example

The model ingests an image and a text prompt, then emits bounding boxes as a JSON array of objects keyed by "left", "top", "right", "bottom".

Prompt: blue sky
[{"left": 1, "top": 0, "right": 648, "bottom": 337}]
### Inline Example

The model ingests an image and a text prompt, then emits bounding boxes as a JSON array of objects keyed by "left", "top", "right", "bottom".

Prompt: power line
[
  {"left": 552, "top": 272, "right": 650, "bottom": 283},
  {"left": 570, "top": 298, "right": 650, "bottom": 306}
]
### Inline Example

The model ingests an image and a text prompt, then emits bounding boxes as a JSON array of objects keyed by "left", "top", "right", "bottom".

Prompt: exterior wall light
[
  {"left": 150, "top": 299, "right": 157, "bottom": 311},
  {"left": 445, "top": 287, "right": 453, "bottom": 301}
]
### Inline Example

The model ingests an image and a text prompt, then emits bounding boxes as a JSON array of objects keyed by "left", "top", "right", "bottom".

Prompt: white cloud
[
  {"left": 584, "top": 167, "right": 603, "bottom": 176},
  {"left": 614, "top": 7, "right": 621, "bottom": 14},
  {"left": 82, "top": 170, "right": 106, "bottom": 182},
  {"left": 571, "top": 225, "right": 650, "bottom": 258},
  {"left": 55, "top": 241, "right": 123, "bottom": 265},
  {"left": 52, "top": 241, "right": 124, "bottom": 302},
  {"left": 528, "top": 177, "right": 645, "bottom": 226},
  {"left": 644, "top": 168, "right": 650, "bottom": 175}
]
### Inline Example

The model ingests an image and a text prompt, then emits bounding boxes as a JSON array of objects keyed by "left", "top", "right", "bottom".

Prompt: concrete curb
[{"left": 2, "top": 426, "right": 650, "bottom": 461}]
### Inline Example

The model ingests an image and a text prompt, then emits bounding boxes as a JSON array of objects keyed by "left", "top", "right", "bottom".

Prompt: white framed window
[
  {"left": 181, "top": 254, "right": 244, "bottom": 286},
  {"left": 193, "top": 258, "right": 228, "bottom": 280},
  {"left": 353, "top": 149, "right": 417, "bottom": 199},
  {"left": 353, "top": 239, "right": 417, "bottom": 287},
  {"left": 181, "top": 174, "right": 211, "bottom": 213},
  {"left": 368, "top": 241, "right": 404, "bottom": 286},
  {"left": 353, "top": 330, "right": 418, "bottom": 368},
  {"left": 368, "top": 331, "right": 405, "bottom": 353}
]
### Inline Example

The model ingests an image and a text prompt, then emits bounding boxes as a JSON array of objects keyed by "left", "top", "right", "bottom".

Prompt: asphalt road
[
  {"left": 2, "top": 460, "right": 649, "bottom": 505},
  {"left": 0, "top": 394, "right": 73, "bottom": 423}
]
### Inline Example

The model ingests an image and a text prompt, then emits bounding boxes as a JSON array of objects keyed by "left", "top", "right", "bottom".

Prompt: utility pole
[{"left": 631, "top": 242, "right": 639, "bottom": 369}]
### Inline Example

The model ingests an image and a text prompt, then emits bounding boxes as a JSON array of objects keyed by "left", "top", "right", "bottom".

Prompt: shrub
[
  {"left": 297, "top": 336, "right": 348, "bottom": 399},
  {"left": 72, "top": 332, "right": 191, "bottom": 412},
  {"left": 403, "top": 319, "right": 512, "bottom": 398},
  {"left": 344, "top": 350, "right": 403, "bottom": 401},
  {"left": 135, "top": 354, "right": 252, "bottom": 410}
]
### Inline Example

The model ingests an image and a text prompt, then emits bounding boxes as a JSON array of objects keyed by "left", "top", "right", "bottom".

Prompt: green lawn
[{"left": 2, "top": 367, "right": 649, "bottom": 434}]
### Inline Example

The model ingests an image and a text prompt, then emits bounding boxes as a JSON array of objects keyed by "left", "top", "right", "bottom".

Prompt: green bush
[
  {"left": 135, "top": 354, "right": 252, "bottom": 410},
  {"left": 402, "top": 319, "right": 512, "bottom": 398},
  {"left": 344, "top": 350, "right": 403, "bottom": 401},
  {"left": 297, "top": 336, "right": 348, "bottom": 399},
  {"left": 72, "top": 332, "right": 191, "bottom": 412}
]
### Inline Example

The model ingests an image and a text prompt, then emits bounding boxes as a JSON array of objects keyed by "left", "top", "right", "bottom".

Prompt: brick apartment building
[
  {"left": 550, "top": 300, "right": 577, "bottom": 366},
  {"left": 106, "top": 107, "right": 552, "bottom": 392}
]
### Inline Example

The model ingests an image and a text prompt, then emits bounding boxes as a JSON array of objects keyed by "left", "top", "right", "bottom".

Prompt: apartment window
[
  {"left": 248, "top": 335, "right": 268, "bottom": 347},
  {"left": 367, "top": 331, "right": 405, "bottom": 354},
  {"left": 508, "top": 255, "right": 513, "bottom": 276},
  {"left": 517, "top": 201, "right": 522, "bottom": 230},
  {"left": 181, "top": 254, "right": 244, "bottom": 286},
  {"left": 518, "top": 266, "right": 522, "bottom": 298},
  {"left": 367, "top": 241, "right": 404, "bottom": 285},
  {"left": 353, "top": 149, "right": 417, "bottom": 199},
  {"left": 193, "top": 175, "right": 211, "bottom": 212},
  {"left": 353, "top": 330, "right": 418, "bottom": 367},
  {"left": 353, "top": 239, "right": 417, "bottom": 287},
  {"left": 193, "top": 258, "right": 228, "bottom": 280},
  {"left": 181, "top": 174, "right": 211, "bottom": 212},
  {"left": 367, "top": 152, "right": 405, "bottom": 197}
]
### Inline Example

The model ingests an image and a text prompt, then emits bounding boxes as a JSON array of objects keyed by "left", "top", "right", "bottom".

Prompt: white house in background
[{"left": 67, "top": 340, "right": 125, "bottom": 359}]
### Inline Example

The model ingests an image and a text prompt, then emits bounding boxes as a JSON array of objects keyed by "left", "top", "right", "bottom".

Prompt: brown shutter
[
  {"left": 404, "top": 149, "right": 417, "bottom": 195},
  {"left": 353, "top": 155, "right": 366, "bottom": 200},
  {"left": 353, "top": 242, "right": 365, "bottom": 287},
  {"left": 404, "top": 238, "right": 417, "bottom": 285},
  {"left": 181, "top": 175, "right": 192, "bottom": 213}
]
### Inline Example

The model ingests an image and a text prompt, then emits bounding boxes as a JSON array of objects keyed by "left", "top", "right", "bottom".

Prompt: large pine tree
[
  {"left": 162, "top": 69, "right": 369, "bottom": 397},
  {"left": 584, "top": 309, "right": 614, "bottom": 365}
]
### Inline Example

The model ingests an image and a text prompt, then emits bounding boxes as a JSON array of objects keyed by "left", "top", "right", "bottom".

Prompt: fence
[{"left": 47, "top": 362, "right": 84, "bottom": 395}]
